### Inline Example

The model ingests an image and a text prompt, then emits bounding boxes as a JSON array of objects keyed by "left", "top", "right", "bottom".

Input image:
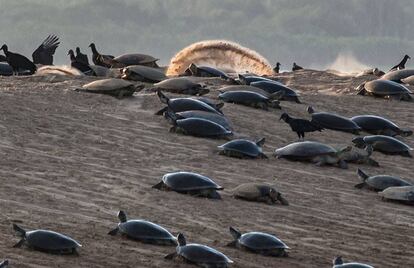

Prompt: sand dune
[{"left": 0, "top": 70, "right": 413, "bottom": 267}]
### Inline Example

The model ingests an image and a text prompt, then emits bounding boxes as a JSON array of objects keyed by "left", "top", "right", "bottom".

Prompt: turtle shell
[
  {"left": 122, "top": 65, "right": 166, "bottom": 82},
  {"left": 218, "top": 90, "right": 270, "bottom": 105},
  {"left": 178, "top": 244, "right": 233, "bottom": 265},
  {"left": 113, "top": 53, "right": 159, "bottom": 66},
  {"left": 26, "top": 230, "right": 81, "bottom": 251},
  {"left": 310, "top": 112, "right": 361, "bottom": 133},
  {"left": 192, "top": 65, "right": 229, "bottom": 79},
  {"left": 381, "top": 69, "right": 414, "bottom": 83},
  {"left": 175, "top": 118, "right": 232, "bottom": 138},
  {"left": 364, "top": 80, "right": 412, "bottom": 95},
  {"left": 250, "top": 81, "right": 298, "bottom": 97},
  {"left": 238, "top": 232, "right": 289, "bottom": 251},
  {"left": 168, "top": 98, "right": 222, "bottom": 115},
  {"left": 351, "top": 115, "right": 401, "bottom": 135},
  {"left": 232, "top": 183, "right": 276, "bottom": 200},
  {"left": 118, "top": 220, "right": 177, "bottom": 245},
  {"left": 220, "top": 85, "right": 270, "bottom": 97},
  {"left": 82, "top": 78, "right": 134, "bottom": 91},
  {"left": 162, "top": 172, "right": 223, "bottom": 191},
  {"left": 354, "top": 135, "right": 412, "bottom": 156},
  {"left": 401, "top": 75, "right": 414, "bottom": 85},
  {"left": 218, "top": 139, "right": 263, "bottom": 157},
  {"left": 333, "top": 262, "right": 374, "bottom": 268},
  {"left": 378, "top": 186, "right": 414, "bottom": 202},
  {"left": 238, "top": 74, "right": 281, "bottom": 85},
  {"left": 155, "top": 77, "right": 200, "bottom": 91},
  {"left": 174, "top": 110, "right": 232, "bottom": 130},
  {"left": 364, "top": 175, "right": 412, "bottom": 191},
  {"left": 275, "top": 141, "right": 337, "bottom": 160}
]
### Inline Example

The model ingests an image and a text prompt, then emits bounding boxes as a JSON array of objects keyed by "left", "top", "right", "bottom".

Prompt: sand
[{"left": 0, "top": 70, "right": 413, "bottom": 267}]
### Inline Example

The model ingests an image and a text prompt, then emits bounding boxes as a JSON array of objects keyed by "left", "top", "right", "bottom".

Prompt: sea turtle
[
  {"left": 274, "top": 141, "right": 351, "bottom": 168},
  {"left": 232, "top": 183, "right": 289, "bottom": 205},
  {"left": 108, "top": 210, "right": 177, "bottom": 246},
  {"left": 401, "top": 75, "right": 414, "bottom": 85},
  {"left": 165, "top": 233, "right": 233, "bottom": 268},
  {"left": 352, "top": 135, "right": 412, "bottom": 157},
  {"left": 185, "top": 63, "right": 232, "bottom": 80},
  {"left": 218, "top": 90, "right": 281, "bottom": 110},
  {"left": 166, "top": 110, "right": 232, "bottom": 130},
  {"left": 381, "top": 69, "right": 414, "bottom": 83},
  {"left": 170, "top": 118, "right": 233, "bottom": 139},
  {"left": 112, "top": 53, "right": 159, "bottom": 68},
  {"left": 154, "top": 77, "right": 209, "bottom": 95},
  {"left": 378, "top": 186, "right": 414, "bottom": 204},
  {"left": 155, "top": 90, "right": 223, "bottom": 115},
  {"left": 238, "top": 74, "right": 282, "bottom": 85},
  {"left": 121, "top": 65, "right": 167, "bottom": 83},
  {"left": 332, "top": 256, "right": 374, "bottom": 268},
  {"left": 152, "top": 171, "right": 224, "bottom": 199},
  {"left": 356, "top": 80, "right": 412, "bottom": 101},
  {"left": 354, "top": 168, "right": 412, "bottom": 191},
  {"left": 227, "top": 227, "right": 289, "bottom": 257},
  {"left": 12, "top": 224, "right": 81, "bottom": 255},
  {"left": 339, "top": 145, "right": 379, "bottom": 167},
  {"left": 351, "top": 115, "right": 412, "bottom": 137},
  {"left": 356, "top": 68, "right": 385, "bottom": 77},
  {"left": 218, "top": 138, "right": 268, "bottom": 158},
  {"left": 193, "top": 97, "right": 225, "bottom": 112},
  {"left": 250, "top": 81, "right": 301, "bottom": 103},
  {"left": 219, "top": 85, "right": 271, "bottom": 97},
  {"left": 0, "top": 260, "right": 8, "bottom": 268},
  {"left": 74, "top": 78, "right": 144, "bottom": 98},
  {"left": 307, "top": 106, "right": 361, "bottom": 134}
]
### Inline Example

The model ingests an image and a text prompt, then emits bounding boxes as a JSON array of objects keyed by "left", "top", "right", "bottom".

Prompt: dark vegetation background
[{"left": 1, "top": 0, "right": 413, "bottom": 68}]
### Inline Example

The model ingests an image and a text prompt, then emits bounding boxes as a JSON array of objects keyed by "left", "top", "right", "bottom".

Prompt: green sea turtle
[
  {"left": 218, "top": 90, "right": 281, "bottom": 110},
  {"left": 153, "top": 171, "right": 223, "bottom": 199},
  {"left": 332, "top": 256, "right": 374, "bottom": 268},
  {"left": 232, "top": 183, "right": 288, "bottom": 205},
  {"left": 218, "top": 138, "right": 268, "bottom": 158},
  {"left": 74, "top": 78, "right": 144, "bottom": 98},
  {"left": 355, "top": 169, "right": 412, "bottom": 191},
  {"left": 378, "top": 186, "right": 414, "bottom": 204},
  {"left": 121, "top": 65, "right": 167, "bottom": 83},
  {"left": 351, "top": 115, "right": 412, "bottom": 137},
  {"left": 356, "top": 80, "right": 412, "bottom": 101},
  {"left": 227, "top": 227, "right": 289, "bottom": 257},
  {"left": 352, "top": 135, "right": 412, "bottom": 157},
  {"left": 12, "top": 224, "right": 81, "bottom": 255},
  {"left": 165, "top": 233, "right": 233, "bottom": 267},
  {"left": 339, "top": 145, "right": 379, "bottom": 167},
  {"left": 308, "top": 106, "right": 361, "bottom": 134},
  {"left": 108, "top": 210, "right": 177, "bottom": 246},
  {"left": 154, "top": 77, "right": 208, "bottom": 95}
]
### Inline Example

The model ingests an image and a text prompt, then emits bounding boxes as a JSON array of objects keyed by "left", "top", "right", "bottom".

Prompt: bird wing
[{"left": 32, "top": 35, "right": 60, "bottom": 65}]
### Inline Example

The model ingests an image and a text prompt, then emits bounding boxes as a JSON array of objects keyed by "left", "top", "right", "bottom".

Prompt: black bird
[
  {"left": 280, "top": 112, "right": 323, "bottom": 139},
  {"left": 32, "top": 35, "right": 60, "bottom": 65},
  {"left": 75, "top": 47, "right": 89, "bottom": 65},
  {"left": 273, "top": 62, "right": 281, "bottom": 73},
  {"left": 68, "top": 49, "right": 94, "bottom": 75},
  {"left": 0, "top": 55, "right": 6, "bottom": 62},
  {"left": 292, "top": 62, "right": 303, "bottom": 71},
  {"left": 89, "top": 43, "right": 114, "bottom": 68},
  {"left": 0, "top": 44, "right": 37, "bottom": 75},
  {"left": 389, "top": 54, "right": 410, "bottom": 72}
]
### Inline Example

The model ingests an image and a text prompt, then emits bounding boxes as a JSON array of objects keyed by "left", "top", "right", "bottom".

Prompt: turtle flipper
[
  {"left": 13, "top": 238, "right": 25, "bottom": 248},
  {"left": 164, "top": 252, "right": 177, "bottom": 260},
  {"left": 354, "top": 182, "right": 366, "bottom": 189},
  {"left": 152, "top": 181, "right": 164, "bottom": 190},
  {"left": 0, "top": 259, "right": 9, "bottom": 268},
  {"left": 108, "top": 227, "right": 119, "bottom": 236},
  {"left": 278, "top": 195, "right": 289, "bottom": 206},
  {"left": 155, "top": 107, "right": 167, "bottom": 116},
  {"left": 208, "top": 190, "right": 221, "bottom": 200}
]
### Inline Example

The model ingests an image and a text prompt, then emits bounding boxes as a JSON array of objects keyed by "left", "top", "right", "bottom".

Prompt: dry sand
[{"left": 0, "top": 70, "right": 413, "bottom": 267}]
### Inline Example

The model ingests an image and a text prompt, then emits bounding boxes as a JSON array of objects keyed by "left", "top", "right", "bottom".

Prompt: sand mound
[
  {"left": 36, "top": 65, "right": 83, "bottom": 76},
  {"left": 166, "top": 40, "right": 274, "bottom": 76}
]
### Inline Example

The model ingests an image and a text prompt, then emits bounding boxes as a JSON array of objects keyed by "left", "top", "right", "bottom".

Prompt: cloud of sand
[
  {"left": 326, "top": 51, "right": 370, "bottom": 74},
  {"left": 166, "top": 40, "right": 274, "bottom": 76}
]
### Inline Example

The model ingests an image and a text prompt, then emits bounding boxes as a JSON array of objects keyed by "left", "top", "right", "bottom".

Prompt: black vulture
[
  {"left": 0, "top": 44, "right": 37, "bottom": 75},
  {"left": 292, "top": 62, "right": 303, "bottom": 71},
  {"left": 0, "top": 55, "right": 6, "bottom": 62},
  {"left": 389, "top": 55, "right": 410, "bottom": 72},
  {"left": 32, "top": 35, "right": 60, "bottom": 65},
  {"left": 75, "top": 47, "right": 89, "bottom": 65},
  {"left": 273, "top": 62, "right": 280, "bottom": 73},
  {"left": 68, "top": 49, "right": 94, "bottom": 75},
  {"left": 280, "top": 112, "right": 323, "bottom": 140},
  {"left": 89, "top": 43, "right": 114, "bottom": 68}
]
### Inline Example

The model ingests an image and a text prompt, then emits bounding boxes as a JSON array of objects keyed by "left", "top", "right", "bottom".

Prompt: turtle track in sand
[{"left": 0, "top": 71, "right": 413, "bottom": 267}]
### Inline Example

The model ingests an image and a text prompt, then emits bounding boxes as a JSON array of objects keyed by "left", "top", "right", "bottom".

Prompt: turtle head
[
  {"left": 238, "top": 74, "right": 247, "bottom": 84},
  {"left": 275, "top": 191, "right": 289, "bottom": 205},
  {"left": 13, "top": 224, "right": 26, "bottom": 237},
  {"left": 67, "top": 49, "right": 74, "bottom": 56},
  {"left": 355, "top": 82, "right": 367, "bottom": 95},
  {"left": 405, "top": 54, "right": 411, "bottom": 60},
  {"left": 256, "top": 137, "right": 266, "bottom": 147},
  {"left": 276, "top": 62, "right": 281, "bottom": 68},
  {"left": 333, "top": 256, "right": 343, "bottom": 265},
  {"left": 0, "top": 259, "right": 9, "bottom": 268},
  {"left": 188, "top": 63, "right": 198, "bottom": 75},
  {"left": 229, "top": 226, "right": 242, "bottom": 240},
  {"left": 307, "top": 106, "right": 315, "bottom": 114},
  {"left": 352, "top": 137, "right": 366, "bottom": 148},
  {"left": 364, "top": 144, "right": 373, "bottom": 156},
  {"left": 157, "top": 89, "right": 169, "bottom": 104},
  {"left": 117, "top": 210, "right": 127, "bottom": 223},
  {"left": 177, "top": 233, "right": 186, "bottom": 246}
]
